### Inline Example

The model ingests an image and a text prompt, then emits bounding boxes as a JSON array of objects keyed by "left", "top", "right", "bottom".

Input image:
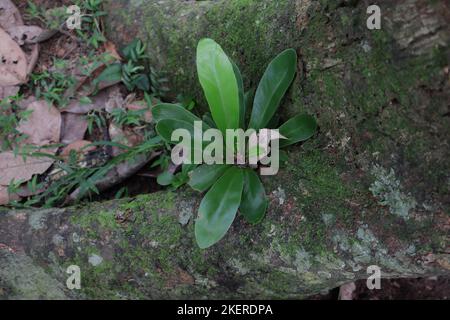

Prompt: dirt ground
[{"left": 309, "top": 276, "right": 450, "bottom": 300}]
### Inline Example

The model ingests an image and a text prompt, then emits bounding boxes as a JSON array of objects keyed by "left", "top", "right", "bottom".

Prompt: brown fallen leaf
[
  {"left": 0, "top": 27, "right": 28, "bottom": 86},
  {"left": 338, "top": 282, "right": 356, "bottom": 300},
  {"left": 0, "top": 85, "right": 19, "bottom": 100},
  {"left": 0, "top": 0, "right": 23, "bottom": 30},
  {"left": 60, "top": 113, "right": 88, "bottom": 144},
  {"left": 109, "top": 123, "right": 143, "bottom": 156},
  {"left": 6, "top": 25, "right": 45, "bottom": 45},
  {"left": 16, "top": 100, "right": 61, "bottom": 146},
  {"left": 0, "top": 149, "right": 56, "bottom": 186},
  {"left": 127, "top": 100, "right": 153, "bottom": 123},
  {"left": 0, "top": 185, "right": 19, "bottom": 205},
  {"left": 24, "top": 43, "right": 39, "bottom": 75},
  {"left": 62, "top": 85, "right": 124, "bottom": 114},
  {"left": 60, "top": 140, "right": 95, "bottom": 160},
  {"left": 104, "top": 41, "right": 122, "bottom": 61}
]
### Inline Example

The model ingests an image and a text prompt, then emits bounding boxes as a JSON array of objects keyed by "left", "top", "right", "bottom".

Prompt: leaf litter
[{"left": 0, "top": 1, "right": 161, "bottom": 206}]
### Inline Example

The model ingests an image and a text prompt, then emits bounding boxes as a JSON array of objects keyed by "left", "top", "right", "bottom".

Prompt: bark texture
[{"left": 1, "top": 0, "right": 449, "bottom": 299}]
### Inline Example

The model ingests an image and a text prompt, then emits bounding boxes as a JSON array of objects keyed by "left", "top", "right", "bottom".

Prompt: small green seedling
[{"left": 153, "top": 39, "right": 317, "bottom": 248}]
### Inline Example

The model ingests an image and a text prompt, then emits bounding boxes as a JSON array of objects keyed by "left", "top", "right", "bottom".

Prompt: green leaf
[
  {"left": 93, "top": 63, "right": 122, "bottom": 87},
  {"left": 195, "top": 167, "right": 244, "bottom": 249},
  {"left": 231, "top": 60, "right": 246, "bottom": 128},
  {"left": 188, "top": 164, "right": 230, "bottom": 192},
  {"left": 157, "top": 171, "right": 175, "bottom": 186},
  {"left": 278, "top": 114, "right": 317, "bottom": 148},
  {"left": 155, "top": 119, "right": 196, "bottom": 144},
  {"left": 135, "top": 74, "right": 150, "bottom": 91},
  {"left": 152, "top": 103, "right": 203, "bottom": 125},
  {"left": 249, "top": 49, "right": 297, "bottom": 130},
  {"left": 239, "top": 169, "right": 268, "bottom": 224},
  {"left": 197, "top": 38, "right": 240, "bottom": 133}
]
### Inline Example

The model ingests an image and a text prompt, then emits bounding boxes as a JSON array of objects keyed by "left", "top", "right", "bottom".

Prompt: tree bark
[
  {"left": 0, "top": 190, "right": 449, "bottom": 299},
  {"left": 1, "top": 0, "right": 449, "bottom": 299}
]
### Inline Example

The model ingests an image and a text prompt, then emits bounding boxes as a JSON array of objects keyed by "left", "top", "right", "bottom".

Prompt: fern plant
[{"left": 152, "top": 39, "right": 317, "bottom": 248}]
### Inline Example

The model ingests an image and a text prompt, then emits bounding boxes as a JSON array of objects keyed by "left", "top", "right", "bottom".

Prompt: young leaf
[
  {"left": 195, "top": 167, "right": 244, "bottom": 249},
  {"left": 249, "top": 49, "right": 297, "bottom": 130},
  {"left": 152, "top": 103, "right": 203, "bottom": 125},
  {"left": 188, "top": 164, "right": 230, "bottom": 192},
  {"left": 157, "top": 171, "right": 175, "bottom": 186},
  {"left": 278, "top": 114, "right": 317, "bottom": 148},
  {"left": 239, "top": 169, "right": 268, "bottom": 224},
  {"left": 231, "top": 60, "right": 246, "bottom": 129},
  {"left": 197, "top": 38, "right": 240, "bottom": 133},
  {"left": 135, "top": 74, "right": 150, "bottom": 91}
]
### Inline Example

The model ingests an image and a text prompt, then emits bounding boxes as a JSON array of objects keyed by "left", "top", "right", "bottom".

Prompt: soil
[{"left": 309, "top": 276, "right": 450, "bottom": 300}]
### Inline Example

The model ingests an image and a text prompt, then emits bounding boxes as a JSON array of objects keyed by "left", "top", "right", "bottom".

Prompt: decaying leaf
[
  {"left": 63, "top": 86, "right": 122, "bottom": 114},
  {"left": 0, "top": 150, "right": 56, "bottom": 186},
  {"left": 0, "top": 85, "right": 18, "bottom": 100},
  {"left": 60, "top": 113, "right": 88, "bottom": 144},
  {"left": 127, "top": 100, "right": 153, "bottom": 123},
  {"left": 6, "top": 25, "right": 45, "bottom": 45},
  {"left": 0, "top": 27, "right": 28, "bottom": 86},
  {"left": 104, "top": 41, "right": 122, "bottom": 61},
  {"left": 24, "top": 43, "right": 39, "bottom": 75},
  {"left": 0, "top": 0, "right": 23, "bottom": 30},
  {"left": 338, "top": 282, "right": 356, "bottom": 300},
  {"left": 16, "top": 100, "right": 61, "bottom": 146},
  {"left": 109, "top": 123, "right": 143, "bottom": 156},
  {"left": 104, "top": 85, "right": 124, "bottom": 113},
  {"left": 0, "top": 185, "right": 19, "bottom": 205},
  {"left": 61, "top": 140, "right": 96, "bottom": 160}
]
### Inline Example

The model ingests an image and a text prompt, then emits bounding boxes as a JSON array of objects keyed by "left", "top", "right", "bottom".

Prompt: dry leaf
[
  {"left": 127, "top": 100, "right": 153, "bottom": 123},
  {"left": 60, "top": 113, "right": 88, "bottom": 144},
  {"left": 0, "top": 27, "right": 28, "bottom": 86},
  {"left": 0, "top": 185, "right": 19, "bottom": 205},
  {"left": 24, "top": 43, "right": 39, "bottom": 75},
  {"left": 0, "top": 150, "right": 56, "bottom": 185},
  {"left": 104, "top": 41, "right": 122, "bottom": 61},
  {"left": 338, "top": 282, "right": 356, "bottom": 300},
  {"left": 60, "top": 140, "right": 95, "bottom": 160},
  {"left": 104, "top": 85, "right": 124, "bottom": 113},
  {"left": 0, "top": 0, "right": 23, "bottom": 29},
  {"left": 0, "top": 85, "right": 18, "bottom": 100},
  {"left": 109, "top": 123, "right": 142, "bottom": 156},
  {"left": 6, "top": 25, "right": 45, "bottom": 45},
  {"left": 16, "top": 100, "right": 61, "bottom": 146},
  {"left": 0, "top": 185, "right": 10, "bottom": 205},
  {"left": 63, "top": 85, "right": 124, "bottom": 114},
  {"left": 63, "top": 88, "right": 111, "bottom": 114}
]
